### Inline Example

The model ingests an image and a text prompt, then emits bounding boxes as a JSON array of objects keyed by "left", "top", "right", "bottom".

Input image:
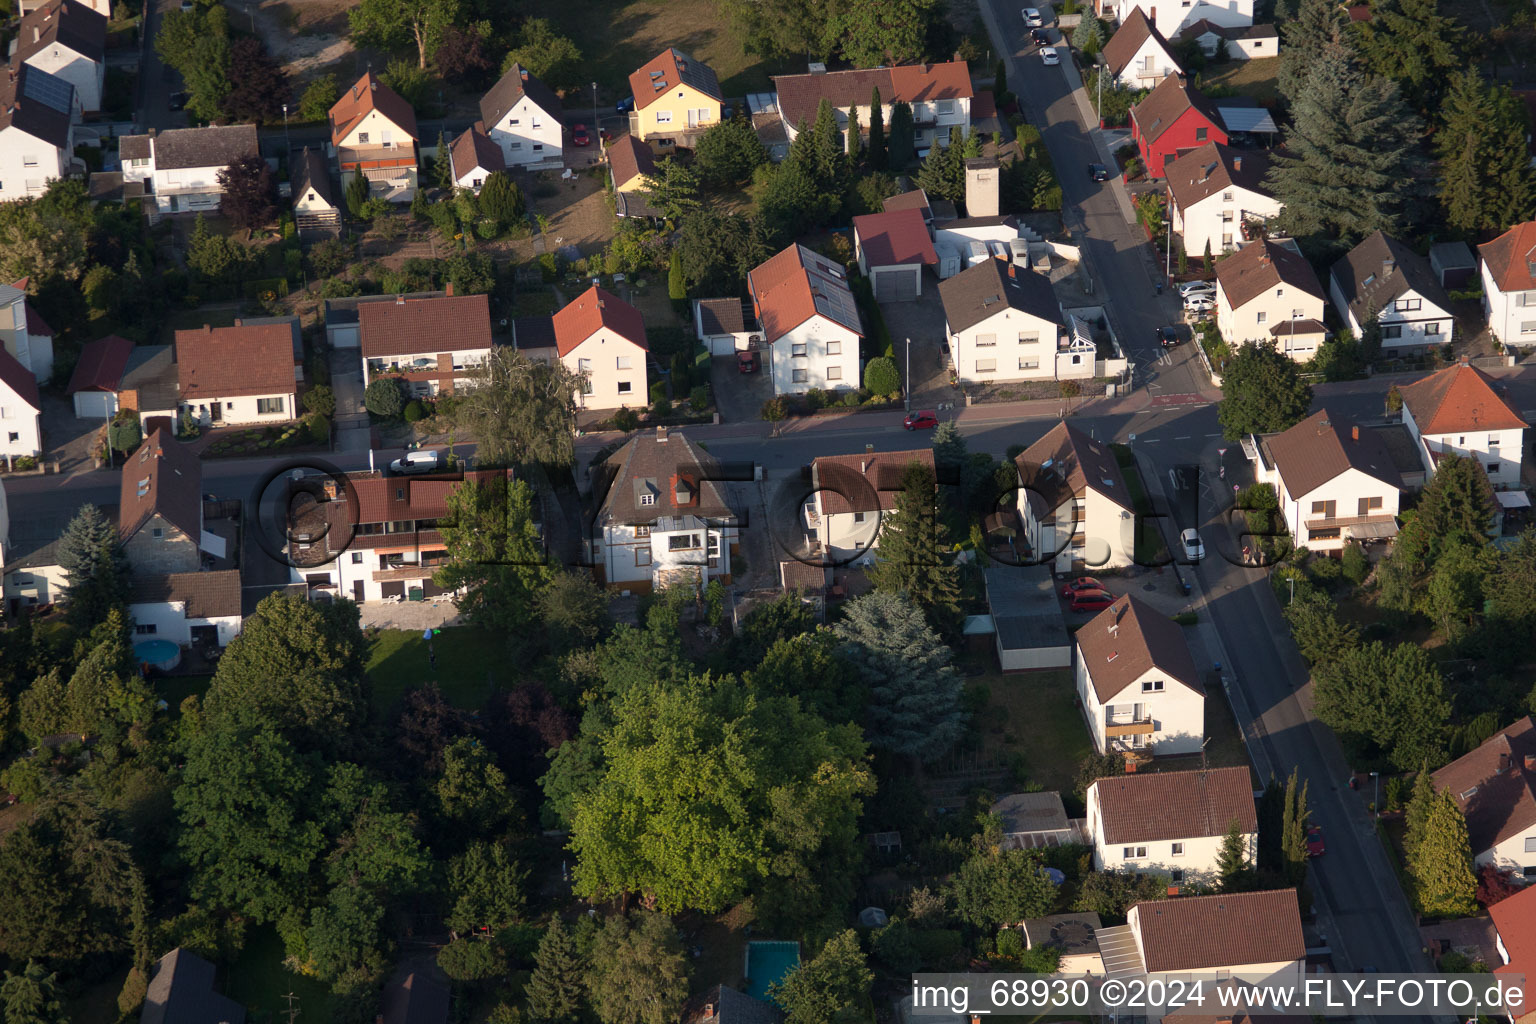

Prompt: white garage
[
  {"left": 693, "top": 297, "right": 758, "bottom": 355},
  {"left": 72, "top": 389, "right": 118, "bottom": 419},
  {"left": 65, "top": 334, "right": 134, "bottom": 420},
  {"left": 871, "top": 265, "right": 921, "bottom": 301}
]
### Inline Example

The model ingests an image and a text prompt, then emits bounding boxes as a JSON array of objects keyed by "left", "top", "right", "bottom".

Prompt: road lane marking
[{"left": 1174, "top": 435, "right": 1192, "bottom": 440}]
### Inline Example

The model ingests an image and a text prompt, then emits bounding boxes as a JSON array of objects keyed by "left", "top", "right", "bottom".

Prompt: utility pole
[
  {"left": 1165, "top": 197, "right": 1172, "bottom": 281},
  {"left": 282, "top": 992, "right": 300, "bottom": 1024},
  {"left": 1097, "top": 56, "right": 1104, "bottom": 129}
]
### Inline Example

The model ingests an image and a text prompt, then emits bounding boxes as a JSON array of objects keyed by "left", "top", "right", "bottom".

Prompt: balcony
[
  {"left": 1104, "top": 718, "right": 1155, "bottom": 737},
  {"left": 338, "top": 144, "right": 418, "bottom": 171}
]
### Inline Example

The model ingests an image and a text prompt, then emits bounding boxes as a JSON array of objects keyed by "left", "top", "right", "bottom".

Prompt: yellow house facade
[{"left": 627, "top": 48, "right": 723, "bottom": 146}]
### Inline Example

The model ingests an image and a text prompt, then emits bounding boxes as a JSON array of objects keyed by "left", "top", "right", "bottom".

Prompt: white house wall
[
  {"left": 1111, "top": 36, "right": 1180, "bottom": 89},
  {"left": 0, "top": 399, "right": 42, "bottom": 459},
  {"left": 0, "top": 123, "right": 69, "bottom": 202},
  {"left": 1116, "top": 0, "right": 1255, "bottom": 40},
  {"left": 1280, "top": 465, "right": 1401, "bottom": 552},
  {"left": 183, "top": 391, "right": 297, "bottom": 428},
  {"left": 816, "top": 506, "right": 883, "bottom": 565},
  {"left": 1403, "top": 405, "right": 1524, "bottom": 486},
  {"left": 562, "top": 330, "right": 649, "bottom": 410},
  {"left": 1216, "top": 279, "right": 1325, "bottom": 360},
  {"left": 768, "top": 317, "right": 860, "bottom": 396},
  {"left": 127, "top": 601, "right": 241, "bottom": 646},
  {"left": 1087, "top": 785, "right": 1256, "bottom": 881},
  {"left": 487, "top": 94, "right": 563, "bottom": 168},
  {"left": 1076, "top": 657, "right": 1205, "bottom": 756},
  {"left": 3, "top": 561, "right": 67, "bottom": 611},
  {"left": 1482, "top": 261, "right": 1536, "bottom": 347},
  {"left": 949, "top": 306, "right": 1060, "bottom": 384},
  {"left": 1479, "top": 823, "right": 1536, "bottom": 875},
  {"left": 1175, "top": 187, "right": 1281, "bottom": 258},
  {"left": 1330, "top": 280, "right": 1453, "bottom": 352}
]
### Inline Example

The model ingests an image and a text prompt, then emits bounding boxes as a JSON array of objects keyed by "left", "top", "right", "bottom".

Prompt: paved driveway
[{"left": 710, "top": 354, "right": 774, "bottom": 422}]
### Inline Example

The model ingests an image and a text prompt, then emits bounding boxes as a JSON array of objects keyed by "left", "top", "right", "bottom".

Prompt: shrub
[
  {"left": 864, "top": 355, "right": 900, "bottom": 395},
  {"left": 1340, "top": 542, "right": 1369, "bottom": 586},
  {"left": 108, "top": 413, "right": 142, "bottom": 453},
  {"left": 612, "top": 408, "right": 639, "bottom": 432},
  {"left": 538, "top": 252, "right": 560, "bottom": 282},
  {"left": 403, "top": 399, "right": 427, "bottom": 422},
  {"left": 761, "top": 396, "right": 789, "bottom": 421},
  {"left": 1172, "top": 612, "right": 1199, "bottom": 626},
  {"left": 688, "top": 384, "right": 710, "bottom": 413},
  {"left": 365, "top": 377, "right": 405, "bottom": 418},
  {"left": 303, "top": 385, "right": 336, "bottom": 417},
  {"left": 437, "top": 937, "right": 504, "bottom": 982},
  {"left": 649, "top": 381, "right": 668, "bottom": 406},
  {"left": 306, "top": 413, "right": 331, "bottom": 444}
]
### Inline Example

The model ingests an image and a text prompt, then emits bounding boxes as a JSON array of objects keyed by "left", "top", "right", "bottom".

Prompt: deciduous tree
[
  {"left": 673, "top": 210, "right": 773, "bottom": 295},
  {"left": 1216, "top": 340, "right": 1314, "bottom": 439},
  {"left": 222, "top": 36, "right": 290, "bottom": 124},
  {"left": 457, "top": 347, "right": 582, "bottom": 467},
  {"left": 349, "top": 0, "right": 461, "bottom": 69},
  {"left": 836, "top": 0, "right": 939, "bottom": 66},
  {"left": 769, "top": 929, "right": 873, "bottom": 1024},
  {"left": 218, "top": 155, "right": 278, "bottom": 230},
  {"left": 435, "top": 24, "right": 494, "bottom": 88},
  {"left": 950, "top": 849, "right": 1056, "bottom": 928},
  {"left": 435, "top": 476, "right": 554, "bottom": 638},
  {"left": 501, "top": 20, "right": 582, "bottom": 91}
]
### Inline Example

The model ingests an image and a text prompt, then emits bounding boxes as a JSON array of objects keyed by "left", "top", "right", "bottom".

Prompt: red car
[
  {"left": 1068, "top": 589, "right": 1116, "bottom": 613},
  {"left": 572, "top": 124, "right": 591, "bottom": 146},
  {"left": 1306, "top": 826, "right": 1325, "bottom": 857},
  {"left": 1060, "top": 576, "right": 1104, "bottom": 598},
  {"left": 904, "top": 409, "right": 939, "bottom": 430}
]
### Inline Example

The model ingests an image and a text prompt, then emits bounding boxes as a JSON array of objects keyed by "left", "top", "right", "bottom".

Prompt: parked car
[
  {"left": 1088, "top": 162, "right": 1111, "bottom": 182},
  {"left": 1183, "top": 294, "right": 1216, "bottom": 313},
  {"left": 1031, "top": 27, "right": 1051, "bottom": 45},
  {"left": 1040, "top": 46, "right": 1060, "bottom": 65},
  {"left": 737, "top": 350, "right": 759, "bottom": 374},
  {"left": 1155, "top": 326, "right": 1180, "bottom": 347},
  {"left": 904, "top": 409, "right": 939, "bottom": 430},
  {"left": 1060, "top": 576, "right": 1105, "bottom": 598},
  {"left": 572, "top": 124, "right": 591, "bottom": 146},
  {"left": 1068, "top": 589, "right": 1117, "bottom": 613},
  {"left": 615, "top": 97, "right": 636, "bottom": 113},
  {"left": 1306, "top": 826, "right": 1325, "bottom": 857},
  {"left": 1181, "top": 528, "right": 1205, "bottom": 562},
  {"left": 168, "top": 91, "right": 188, "bottom": 112},
  {"left": 1022, "top": 6, "right": 1044, "bottom": 24},
  {"left": 1177, "top": 280, "right": 1216, "bottom": 298},
  {"left": 390, "top": 450, "right": 442, "bottom": 475}
]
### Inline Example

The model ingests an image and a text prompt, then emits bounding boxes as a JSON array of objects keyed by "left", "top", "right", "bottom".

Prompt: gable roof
[
  {"left": 1075, "top": 593, "right": 1203, "bottom": 703},
  {"left": 119, "top": 428, "right": 202, "bottom": 544},
  {"left": 176, "top": 320, "right": 297, "bottom": 400},
  {"left": 129, "top": 569, "right": 242, "bottom": 618},
  {"left": 480, "top": 62, "right": 563, "bottom": 128},
  {"left": 1330, "top": 230, "right": 1451, "bottom": 325},
  {"left": 330, "top": 71, "right": 419, "bottom": 146},
  {"left": 811, "top": 448, "right": 936, "bottom": 515},
  {"left": 348, "top": 470, "right": 506, "bottom": 526},
  {"left": 16, "top": 0, "right": 107, "bottom": 65},
  {"left": 596, "top": 428, "right": 735, "bottom": 526},
  {"left": 1130, "top": 74, "right": 1223, "bottom": 144},
  {"left": 1091, "top": 766, "right": 1254, "bottom": 844},
  {"left": 67, "top": 333, "right": 134, "bottom": 394},
  {"left": 0, "top": 347, "right": 40, "bottom": 409},
  {"left": 1130, "top": 890, "right": 1305, "bottom": 973},
  {"left": 1164, "top": 142, "right": 1272, "bottom": 211},
  {"left": 1431, "top": 716, "right": 1536, "bottom": 856},
  {"left": 1216, "top": 237, "right": 1324, "bottom": 309},
  {"left": 1263, "top": 410, "right": 1404, "bottom": 498},
  {"left": 939, "top": 256, "right": 1062, "bottom": 335},
  {"left": 0, "top": 61, "right": 73, "bottom": 148},
  {"left": 1399, "top": 362, "right": 1527, "bottom": 436},
  {"left": 993, "top": 790, "right": 1071, "bottom": 836},
  {"left": 449, "top": 123, "right": 505, "bottom": 180},
  {"left": 1478, "top": 220, "right": 1536, "bottom": 294},
  {"left": 748, "top": 243, "right": 863, "bottom": 341},
  {"left": 1013, "top": 421, "right": 1134, "bottom": 515},
  {"left": 143, "top": 123, "right": 259, "bottom": 170},
  {"left": 358, "top": 293, "right": 492, "bottom": 358},
  {"left": 854, "top": 208, "right": 939, "bottom": 268},
  {"left": 1489, "top": 885, "right": 1536, "bottom": 990},
  {"left": 551, "top": 285, "right": 647, "bottom": 357},
  {"left": 140, "top": 947, "right": 246, "bottom": 1024},
  {"left": 291, "top": 146, "right": 334, "bottom": 208},
  {"left": 1102, "top": 8, "right": 1176, "bottom": 78},
  {"left": 682, "top": 985, "right": 784, "bottom": 1024},
  {"left": 607, "top": 133, "right": 656, "bottom": 188},
  {"left": 773, "top": 61, "right": 973, "bottom": 130},
  {"left": 630, "top": 48, "right": 722, "bottom": 111}
]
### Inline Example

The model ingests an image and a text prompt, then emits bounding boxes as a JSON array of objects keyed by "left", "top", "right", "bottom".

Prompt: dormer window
[{"left": 640, "top": 493, "right": 656, "bottom": 506}]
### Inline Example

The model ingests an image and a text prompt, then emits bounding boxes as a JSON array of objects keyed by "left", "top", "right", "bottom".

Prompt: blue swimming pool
[
  {"left": 744, "top": 940, "right": 800, "bottom": 1001},
  {"left": 134, "top": 639, "right": 181, "bottom": 670}
]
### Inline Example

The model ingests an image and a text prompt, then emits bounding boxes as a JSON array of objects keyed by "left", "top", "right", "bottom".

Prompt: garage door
[
  {"left": 73, "top": 390, "right": 117, "bottom": 419},
  {"left": 328, "top": 323, "right": 360, "bottom": 348},
  {"left": 874, "top": 267, "right": 919, "bottom": 301}
]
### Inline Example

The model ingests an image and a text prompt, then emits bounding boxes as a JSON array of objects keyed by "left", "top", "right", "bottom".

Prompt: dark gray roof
[
  {"left": 324, "top": 290, "right": 446, "bottom": 326},
  {"left": 984, "top": 564, "right": 1071, "bottom": 653},
  {"left": 16, "top": 0, "right": 107, "bottom": 65},
  {"left": 595, "top": 428, "right": 736, "bottom": 527},
  {"left": 513, "top": 315, "right": 557, "bottom": 352},
  {"left": 614, "top": 190, "right": 663, "bottom": 220},
  {"left": 119, "top": 133, "right": 151, "bottom": 161},
  {"left": 1429, "top": 241, "right": 1476, "bottom": 271},
  {"left": 291, "top": 146, "right": 333, "bottom": 209},
  {"left": 121, "top": 344, "right": 177, "bottom": 410},
  {"left": 1330, "top": 229, "right": 1451, "bottom": 324},
  {"left": 480, "top": 62, "right": 564, "bottom": 128},
  {"left": 128, "top": 569, "right": 242, "bottom": 618},
  {"left": 695, "top": 297, "right": 746, "bottom": 336},
  {"left": 0, "top": 62, "right": 73, "bottom": 148},
  {"left": 133, "top": 124, "right": 259, "bottom": 170},
  {"left": 939, "top": 257, "right": 1062, "bottom": 335},
  {"left": 140, "top": 948, "right": 246, "bottom": 1024},
  {"left": 5, "top": 503, "right": 118, "bottom": 571}
]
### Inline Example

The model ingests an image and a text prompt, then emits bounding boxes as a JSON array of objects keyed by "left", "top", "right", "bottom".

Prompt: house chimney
[
  {"left": 861, "top": 459, "right": 868, "bottom": 474},
  {"left": 1526, "top": 754, "right": 1536, "bottom": 771},
  {"left": 205, "top": 323, "right": 214, "bottom": 332},
  {"left": 1352, "top": 425, "right": 1359, "bottom": 441},
  {"left": 445, "top": 281, "right": 454, "bottom": 298},
  {"left": 233, "top": 319, "right": 243, "bottom": 327},
  {"left": 656, "top": 425, "right": 669, "bottom": 442},
  {"left": 1233, "top": 156, "right": 1242, "bottom": 171},
  {"left": 32, "top": 26, "right": 39, "bottom": 43},
  {"left": 395, "top": 294, "right": 405, "bottom": 304},
  {"left": 1460, "top": 355, "right": 1470, "bottom": 366},
  {"left": 1499, "top": 752, "right": 1510, "bottom": 771}
]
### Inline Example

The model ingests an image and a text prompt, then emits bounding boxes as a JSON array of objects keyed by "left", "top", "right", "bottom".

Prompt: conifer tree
[
  {"left": 846, "top": 105, "right": 863, "bottom": 166},
  {"left": 526, "top": 917, "right": 585, "bottom": 1023},
  {"left": 1280, "top": 768, "right": 1311, "bottom": 882},
  {"left": 1408, "top": 792, "right": 1478, "bottom": 917},
  {"left": 1217, "top": 819, "right": 1251, "bottom": 891},
  {"left": 56, "top": 503, "right": 129, "bottom": 629},
  {"left": 1435, "top": 72, "right": 1536, "bottom": 233},
  {"left": 868, "top": 87, "right": 887, "bottom": 170},
  {"left": 1402, "top": 764, "right": 1437, "bottom": 865},
  {"left": 887, "top": 100, "right": 916, "bottom": 170},
  {"left": 867, "top": 461, "right": 960, "bottom": 614}
]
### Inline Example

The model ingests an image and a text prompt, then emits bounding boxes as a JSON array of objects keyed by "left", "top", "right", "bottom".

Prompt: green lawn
[
  {"left": 1203, "top": 57, "right": 1281, "bottom": 107},
  {"left": 155, "top": 674, "right": 213, "bottom": 715},
  {"left": 366, "top": 626, "right": 507, "bottom": 712},
  {"left": 225, "top": 925, "right": 336, "bottom": 1022},
  {"left": 973, "top": 669, "right": 1093, "bottom": 797},
  {"left": 1152, "top": 674, "right": 1255, "bottom": 784}
]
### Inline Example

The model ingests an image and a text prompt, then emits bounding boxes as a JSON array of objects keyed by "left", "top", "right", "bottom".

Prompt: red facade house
[{"left": 1129, "top": 75, "right": 1227, "bottom": 179}]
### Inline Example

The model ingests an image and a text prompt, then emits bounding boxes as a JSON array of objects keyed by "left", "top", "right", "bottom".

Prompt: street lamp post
[
  {"left": 592, "top": 82, "right": 599, "bottom": 139},
  {"left": 1287, "top": 576, "right": 1295, "bottom": 605},
  {"left": 904, "top": 337, "right": 912, "bottom": 413},
  {"left": 1370, "top": 771, "right": 1380, "bottom": 820},
  {"left": 1096, "top": 57, "right": 1105, "bottom": 130},
  {"left": 1165, "top": 198, "right": 1172, "bottom": 282},
  {"left": 282, "top": 103, "right": 290, "bottom": 154}
]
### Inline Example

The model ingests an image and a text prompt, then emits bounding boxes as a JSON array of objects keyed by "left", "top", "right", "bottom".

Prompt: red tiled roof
[
  {"left": 748, "top": 244, "right": 864, "bottom": 342},
  {"left": 773, "top": 61, "right": 972, "bottom": 131},
  {"left": 1399, "top": 363, "right": 1527, "bottom": 436},
  {"left": 175, "top": 321, "right": 296, "bottom": 401},
  {"left": 1479, "top": 220, "right": 1536, "bottom": 294},
  {"left": 551, "top": 285, "right": 647, "bottom": 357},
  {"left": 1432, "top": 716, "right": 1536, "bottom": 856},
  {"left": 329, "top": 71, "right": 419, "bottom": 147},
  {"left": 1131, "top": 890, "right": 1305, "bottom": 973},
  {"left": 854, "top": 208, "right": 939, "bottom": 268},
  {"left": 812, "top": 449, "right": 936, "bottom": 515},
  {"left": 629, "top": 48, "right": 723, "bottom": 112},
  {"left": 1490, "top": 886, "right": 1536, "bottom": 991},
  {"left": 1091, "top": 766, "right": 1254, "bottom": 844},
  {"left": 67, "top": 334, "right": 134, "bottom": 394},
  {"left": 1216, "top": 237, "right": 1324, "bottom": 309},
  {"left": 449, "top": 123, "right": 505, "bottom": 180},
  {"left": 358, "top": 294, "right": 492, "bottom": 359},
  {"left": 971, "top": 90, "right": 998, "bottom": 119},
  {"left": 118, "top": 428, "right": 202, "bottom": 544},
  {"left": 1075, "top": 593, "right": 1203, "bottom": 702},
  {"left": 1130, "top": 74, "right": 1223, "bottom": 145},
  {"left": 0, "top": 347, "right": 40, "bottom": 409}
]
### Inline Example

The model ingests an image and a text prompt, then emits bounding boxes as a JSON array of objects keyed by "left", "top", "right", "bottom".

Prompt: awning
[
  {"left": 1345, "top": 519, "right": 1399, "bottom": 539},
  {"left": 1217, "top": 106, "right": 1278, "bottom": 133},
  {"left": 199, "top": 530, "right": 227, "bottom": 558},
  {"left": 1496, "top": 490, "right": 1531, "bottom": 509},
  {"left": 1303, "top": 515, "right": 1399, "bottom": 539}
]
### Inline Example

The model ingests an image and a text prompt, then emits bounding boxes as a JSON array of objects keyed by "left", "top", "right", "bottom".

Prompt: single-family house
[
  {"left": 939, "top": 256, "right": 1065, "bottom": 384},
  {"left": 1102, "top": 10, "right": 1181, "bottom": 90},
  {"left": 1489, "top": 884, "right": 1536, "bottom": 1024},
  {"left": 0, "top": 488, "right": 113, "bottom": 617},
  {"left": 607, "top": 134, "right": 662, "bottom": 219},
  {"left": 1074, "top": 594, "right": 1205, "bottom": 756},
  {"left": 175, "top": 320, "right": 299, "bottom": 428},
  {"left": 0, "top": 61, "right": 79, "bottom": 203},
  {"left": 590, "top": 427, "right": 739, "bottom": 595},
  {"left": 1175, "top": 19, "right": 1280, "bottom": 60},
  {"left": 13, "top": 0, "right": 105, "bottom": 114},
  {"left": 117, "top": 429, "right": 215, "bottom": 575},
  {"left": 1164, "top": 143, "right": 1279, "bottom": 256},
  {"left": 1130, "top": 75, "right": 1227, "bottom": 179},
  {"left": 1330, "top": 231, "right": 1454, "bottom": 353},
  {"left": 805, "top": 448, "right": 936, "bottom": 564},
  {"left": 329, "top": 71, "right": 419, "bottom": 202},
  {"left": 693, "top": 297, "right": 758, "bottom": 356},
  {"left": 139, "top": 947, "right": 246, "bottom": 1024},
  {"left": 0, "top": 348, "right": 42, "bottom": 461},
  {"left": 380, "top": 972, "right": 450, "bottom": 1024},
  {"left": 0, "top": 278, "right": 55, "bottom": 384},
  {"left": 447, "top": 122, "right": 505, "bottom": 191},
  {"left": 1214, "top": 238, "right": 1328, "bottom": 360},
  {"left": 1432, "top": 716, "right": 1536, "bottom": 877},
  {"left": 853, "top": 208, "right": 939, "bottom": 300},
  {"left": 479, "top": 62, "right": 563, "bottom": 170},
  {"left": 1399, "top": 360, "right": 1527, "bottom": 487},
  {"left": 552, "top": 285, "right": 650, "bottom": 411},
  {"left": 1478, "top": 220, "right": 1536, "bottom": 347},
  {"left": 1118, "top": 889, "right": 1305, "bottom": 982},
  {"left": 66, "top": 333, "right": 133, "bottom": 419},
  {"left": 323, "top": 289, "right": 445, "bottom": 349},
  {"left": 627, "top": 48, "right": 723, "bottom": 148},
  {"left": 1086, "top": 766, "right": 1255, "bottom": 880},
  {"left": 117, "top": 123, "right": 260, "bottom": 215},
  {"left": 773, "top": 61, "right": 973, "bottom": 152},
  {"left": 993, "top": 791, "right": 1083, "bottom": 850},
  {"left": 1250, "top": 410, "right": 1403, "bottom": 550},
  {"left": 681, "top": 985, "right": 783, "bottom": 1024},
  {"left": 1104, "top": 0, "right": 1257, "bottom": 43},
  {"left": 291, "top": 146, "right": 340, "bottom": 238},
  {"left": 1014, "top": 422, "right": 1136, "bottom": 572},
  {"left": 748, "top": 244, "right": 863, "bottom": 396},
  {"left": 359, "top": 290, "right": 492, "bottom": 398},
  {"left": 127, "top": 569, "right": 242, "bottom": 648}
]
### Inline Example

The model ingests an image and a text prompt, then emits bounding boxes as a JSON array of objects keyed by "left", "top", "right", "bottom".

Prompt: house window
[
  {"left": 827, "top": 367, "right": 842, "bottom": 380},
  {"left": 635, "top": 526, "right": 651, "bottom": 538},
  {"left": 1142, "top": 679, "right": 1164, "bottom": 692},
  {"left": 1123, "top": 846, "right": 1148, "bottom": 859},
  {"left": 656, "top": 110, "right": 673, "bottom": 124},
  {"left": 1221, "top": 211, "right": 1234, "bottom": 224},
  {"left": 1309, "top": 527, "right": 1341, "bottom": 541},
  {"left": 1382, "top": 324, "right": 1403, "bottom": 340},
  {"left": 509, "top": 119, "right": 520, "bottom": 125},
  {"left": 669, "top": 534, "right": 701, "bottom": 551},
  {"left": 853, "top": 512, "right": 868, "bottom": 523},
  {"left": 1018, "top": 358, "right": 1039, "bottom": 370},
  {"left": 1222, "top": 191, "right": 1233, "bottom": 202},
  {"left": 472, "top": 178, "right": 484, "bottom": 189},
  {"left": 351, "top": 552, "right": 363, "bottom": 564},
  {"left": 22, "top": 155, "right": 36, "bottom": 167},
  {"left": 1395, "top": 297, "right": 1422, "bottom": 312},
  {"left": 617, "top": 356, "right": 632, "bottom": 370},
  {"left": 1489, "top": 435, "right": 1500, "bottom": 447},
  {"left": 1358, "top": 496, "right": 1383, "bottom": 515},
  {"left": 6, "top": 432, "right": 15, "bottom": 443},
  {"left": 1018, "top": 332, "right": 1039, "bottom": 344},
  {"left": 792, "top": 369, "right": 808, "bottom": 383},
  {"left": 1195, "top": 126, "right": 1207, "bottom": 141},
  {"left": 975, "top": 358, "right": 997, "bottom": 373},
  {"left": 1425, "top": 322, "right": 1441, "bottom": 335},
  {"left": 510, "top": 142, "right": 523, "bottom": 150},
  {"left": 1171, "top": 843, "right": 1185, "bottom": 856},
  {"left": 1525, "top": 837, "right": 1536, "bottom": 853},
  {"left": 640, "top": 493, "right": 656, "bottom": 506},
  {"left": 618, "top": 381, "right": 633, "bottom": 394},
  {"left": 825, "top": 340, "right": 842, "bottom": 356},
  {"left": 257, "top": 397, "right": 285, "bottom": 415},
  {"left": 578, "top": 358, "right": 592, "bottom": 373},
  {"left": 792, "top": 343, "right": 807, "bottom": 357},
  {"left": 636, "top": 547, "right": 652, "bottom": 566},
  {"left": 358, "top": 132, "right": 369, "bottom": 143},
  {"left": 1523, "top": 322, "right": 1536, "bottom": 334},
  {"left": 134, "top": 624, "right": 157, "bottom": 635},
  {"left": 1171, "top": 869, "right": 1185, "bottom": 882},
  {"left": 1311, "top": 500, "right": 1336, "bottom": 518},
  {"left": 1458, "top": 436, "right": 1466, "bottom": 445},
  {"left": 532, "top": 144, "right": 544, "bottom": 152},
  {"left": 976, "top": 333, "right": 997, "bottom": 347},
  {"left": 937, "top": 100, "right": 956, "bottom": 115},
  {"left": 1256, "top": 312, "right": 1267, "bottom": 324},
  {"left": 152, "top": 527, "right": 164, "bottom": 539}
]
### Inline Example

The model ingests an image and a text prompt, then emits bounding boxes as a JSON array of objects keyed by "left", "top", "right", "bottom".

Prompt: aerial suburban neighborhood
[{"left": 2, "top": 0, "right": 1536, "bottom": 1019}]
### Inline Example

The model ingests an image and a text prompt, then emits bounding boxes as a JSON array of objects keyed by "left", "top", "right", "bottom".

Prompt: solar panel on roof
[{"left": 21, "top": 66, "right": 73, "bottom": 115}]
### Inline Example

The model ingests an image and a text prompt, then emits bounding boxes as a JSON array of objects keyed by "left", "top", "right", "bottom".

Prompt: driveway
[
  {"left": 41, "top": 394, "right": 103, "bottom": 472},
  {"left": 882, "top": 287, "right": 954, "bottom": 406},
  {"left": 710, "top": 354, "right": 774, "bottom": 422}
]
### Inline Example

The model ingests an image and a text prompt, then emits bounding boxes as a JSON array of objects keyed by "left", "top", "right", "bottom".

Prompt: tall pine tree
[
  {"left": 1217, "top": 819, "right": 1251, "bottom": 891},
  {"left": 1352, "top": 0, "right": 1463, "bottom": 110},
  {"left": 1408, "top": 792, "right": 1478, "bottom": 917},
  {"left": 1435, "top": 71, "right": 1536, "bottom": 233},
  {"left": 868, "top": 87, "right": 887, "bottom": 170},
  {"left": 526, "top": 917, "right": 585, "bottom": 1022},
  {"left": 56, "top": 503, "right": 129, "bottom": 629},
  {"left": 1402, "top": 763, "right": 1437, "bottom": 865},
  {"left": 867, "top": 461, "right": 960, "bottom": 614},
  {"left": 1278, "top": 0, "right": 1346, "bottom": 102},
  {"left": 1280, "top": 768, "right": 1311, "bottom": 882},
  {"left": 887, "top": 100, "right": 916, "bottom": 170}
]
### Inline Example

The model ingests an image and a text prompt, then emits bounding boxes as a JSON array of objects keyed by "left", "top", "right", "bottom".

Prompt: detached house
[
  {"left": 1087, "top": 767, "right": 1256, "bottom": 880},
  {"left": 1250, "top": 410, "right": 1403, "bottom": 550},
  {"left": 628, "top": 48, "right": 723, "bottom": 147},
  {"left": 118, "top": 123, "right": 259, "bottom": 215},
  {"left": 773, "top": 61, "right": 973, "bottom": 153},
  {"left": 1104, "top": 0, "right": 1258, "bottom": 42},
  {"left": 1130, "top": 75, "right": 1226, "bottom": 179},
  {"left": 1014, "top": 422, "right": 1135, "bottom": 572},
  {"left": 590, "top": 427, "right": 739, "bottom": 595},
  {"left": 1102, "top": 10, "right": 1181, "bottom": 90},
  {"left": 1478, "top": 220, "right": 1536, "bottom": 347},
  {"left": 0, "top": 349, "right": 41, "bottom": 461},
  {"left": 606, "top": 134, "right": 660, "bottom": 220},
  {"left": 1329, "top": 231, "right": 1454, "bottom": 354},
  {"left": 0, "top": 61, "right": 79, "bottom": 202},
  {"left": 1115, "top": 890, "right": 1305, "bottom": 983},
  {"left": 1432, "top": 716, "right": 1536, "bottom": 877},
  {"left": 13, "top": 0, "right": 105, "bottom": 114},
  {"left": 1075, "top": 594, "right": 1205, "bottom": 756},
  {"left": 140, "top": 949, "right": 246, "bottom": 1024},
  {"left": 939, "top": 257, "right": 1066, "bottom": 384},
  {"left": 447, "top": 122, "right": 505, "bottom": 191},
  {"left": 359, "top": 291, "right": 492, "bottom": 398},
  {"left": 1164, "top": 143, "right": 1279, "bottom": 257},
  {"left": 552, "top": 285, "right": 650, "bottom": 411},
  {"left": 118, "top": 429, "right": 211, "bottom": 575},
  {"left": 329, "top": 71, "right": 418, "bottom": 202},
  {"left": 291, "top": 146, "right": 340, "bottom": 238},
  {"left": 1215, "top": 238, "right": 1327, "bottom": 360},
  {"left": 1399, "top": 360, "right": 1527, "bottom": 487},
  {"left": 748, "top": 244, "right": 863, "bottom": 396},
  {"left": 1175, "top": 20, "right": 1280, "bottom": 60},
  {"left": 0, "top": 278, "right": 54, "bottom": 383},
  {"left": 805, "top": 448, "right": 936, "bottom": 565},
  {"left": 175, "top": 320, "right": 299, "bottom": 428},
  {"left": 853, "top": 208, "right": 938, "bottom": 300},
  {"left": 479, "top": 62, "right": 563, "bottom": 170}
]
